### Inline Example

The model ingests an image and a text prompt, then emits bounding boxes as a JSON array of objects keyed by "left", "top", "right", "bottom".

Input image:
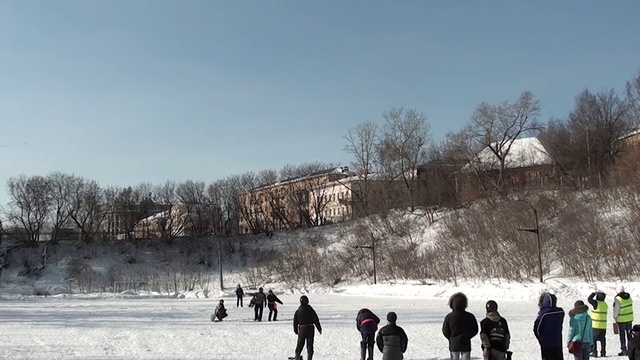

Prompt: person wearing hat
[
  {"left": 533, "top": 292, "right": 565, "bottom": 360},
  {"left": 356, "top": 308, "right": 381, "bottom": 360},
  {"left": 293, "top": 295, "right": 322, "bottom": 360},
  {"left": 626, "top": 324, "right": 640, "bottom": 360},
  {"left": 588, "top": 291, "right": 608, "bottom": 357},
  {"left": 235, "top": 284, "right": 244, "bottom": 307},
  {"left": 376, "top": 312, "right": 408, "bottom": 360},
  {"left": 443, "top": 292, "right": 479, "bottom": 360},
  {"left": 613, "top": 285, "right": 634, "bottom": 356},
  {"left": 480, "top": 300, "right": 511, "bottom": 360},
  {"left": 567, "top": 300, "right": 593, "bottom": 360}
]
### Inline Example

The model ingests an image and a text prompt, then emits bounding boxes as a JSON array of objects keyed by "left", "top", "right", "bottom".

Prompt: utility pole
[
  {"left": 354, "top": 232, "right": 377, "bottom": 284},
  {"left": 516, "top": 199, "right": 543, "bottom": 283},
  {"left": 218, "top": 238, "right": 223, "bottom": 291}
]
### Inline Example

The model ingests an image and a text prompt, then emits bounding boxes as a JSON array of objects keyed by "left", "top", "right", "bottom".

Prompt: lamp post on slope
[
  {"left": 516, "top": 199, "right": 543, "bottom": 283},
  {"left": 354, "top": 233, "right": 377, "bottom": 284}
]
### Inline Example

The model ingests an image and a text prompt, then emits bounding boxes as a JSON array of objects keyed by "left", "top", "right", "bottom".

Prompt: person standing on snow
[
  {"left": 235, "top": 284, "right": 244, "bottom": 307},
  {"left": 533, "top": 292, "right": 565, "bottom": 360},
  {"left": 442, "top": 292, "right": 479, "bottom": 360},
  {"left": 254, "top": 287, "right": 267, "bottom": 321},
  {"left": 588, "top": 291, "right": 608, "bottom": 357},
  {"left": 567, "top": 300, "right": 593, "bottom": 360},
  {"left": 376, "top": 311, "right": 408, "bottom": 360},
  {"left": 480, "top": 300, "right": 511, "bottom": 360},
  {"left": 357, "top": 308, "right": 381, "bottom": 360},
  {"left": 293, "top": 295, "right": 322, "bottom": 360},
  {"left": 626, "top": 324, "right": 640, "bottom": 360},
  {"left": 613, "top": 285, "right": 634, "bottom": 356},
  {"left": 267, "top": 289, "right": 283, "bottom": 321}
]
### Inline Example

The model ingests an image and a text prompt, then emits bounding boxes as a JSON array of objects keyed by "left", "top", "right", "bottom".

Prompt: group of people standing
[
  {"left": 235, "top": 284, "right": 283, "bottom": 322},
  {"left": 534, "top": 286, "right": 638, "bottom": 360}
]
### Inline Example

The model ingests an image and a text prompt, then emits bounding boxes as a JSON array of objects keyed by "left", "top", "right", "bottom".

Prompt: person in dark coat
[
  {"left": 442, "top": 292, "right": 479, "bottom": 360},
  {"left": 293, "top": 295, "right": 322, "bottom": 360},
  {"left": 254, "top": 287, "right": 267, "bottom": 321},
  {"left": 533, "top": 292, "right": 565, "bottom": 360},
  {"left": 212, "top": 299, "right": 228, "bottom": 322},
  {"left": 235, "top": 284, "right": 244, "bottom": 307},
  {"left": 480, "top": 300, "right": 511, "bottom": 360},
  {"left": 267, "top": 289, "right": 283, "bottom": 321},
  {"left": 357, "top": 308, "right": 381, "bottom": 360},
  {"left": 376, "top": 311, "right": 408, "bottom": 360},
  {"left": 627, "top": 324, "right": 640, "bottom": 360}
]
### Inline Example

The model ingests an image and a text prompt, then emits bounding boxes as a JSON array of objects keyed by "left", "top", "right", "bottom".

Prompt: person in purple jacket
[{"left": 533, "top": 292, "right": 566, "bottom": 360}]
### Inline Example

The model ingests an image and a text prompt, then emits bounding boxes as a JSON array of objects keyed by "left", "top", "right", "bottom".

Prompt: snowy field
[{"left": 0, "top": 292, "right": 633, "bottom": 360}]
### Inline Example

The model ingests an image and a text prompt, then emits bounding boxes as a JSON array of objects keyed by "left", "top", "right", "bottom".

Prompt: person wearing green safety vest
[
  {"left": 588, "top": 291, "right": 608, "bottom": 357},
  {"left": 613, "top": 285, "right": 634, "bottom": 356}
]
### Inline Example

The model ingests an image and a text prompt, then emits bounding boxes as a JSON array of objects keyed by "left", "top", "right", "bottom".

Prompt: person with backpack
[
  {"left": 442, "top": 292, "right": 479, "bottom": 360},
  {"left": 357, "top": 308, "right": 381, "bottom": 360},
  {"left": 293, "top": 295, "right": 322, "bottom": 360},
  {"left": 235, "top": 284, "right": 244, "bottom": 307},
  {"left": 376, "top": 311, "right": 408, "bottom": 360},
  {"left": 567, "top": 300, "right": 593, "bottom": 360},
  {"left": 212, "top": 299, "right": 228, "bottom": 322},
  {"left": 588, "top": 291, "right": 608, "bottom": 357},
  {"left": 267, "top": 289, "right": 283, "bottom": 321},
  {"left": 533, "top": 292, "right": 565, "bottom": 360},
  {"left": 480, "top": 300, "right": 511, "bottom": 360}
]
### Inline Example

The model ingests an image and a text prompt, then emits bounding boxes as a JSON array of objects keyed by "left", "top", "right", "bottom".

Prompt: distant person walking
[
  {"left": 357, "top": 308, "right": 381, "bottom": 360},
  {"left": 480, "top": 300, "right": 511, "bottom": 360},
  {"left": 567, "top": 300, "right": 593, "bottom": 360},
  {"left": 588, "top": 291, "right": 608, "bottom": 357},
  {"left": 236, "top": 284, "right": 244, "bottom": 307},
  {"left": 254, "top": 287, "right": 267, "bottom": 321},
  {"left": 442, "top": 292, "right": 478, "bottom": 360},
  {"left": 376, "top": 311, "right": 408, "bottom": 360},
  {"left": 613, "top": 285, "right": 634, "bottom": 356},
  {"left": 293, "top": 295, "right": 322, "bottom": 360},
  {"left": 533, "top": 292, "right": 565, "bottom": 360},
  {"left": 267, "top": 289, "right": 283, "bottom": 321}
]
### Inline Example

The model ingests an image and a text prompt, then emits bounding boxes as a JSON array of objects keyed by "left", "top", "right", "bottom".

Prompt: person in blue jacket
[
  {"left": 534, "top": 292, "right": 566, "bottom": 360},
  {"left": 567, "top": 300, "right": 593, "bottom": 360}
]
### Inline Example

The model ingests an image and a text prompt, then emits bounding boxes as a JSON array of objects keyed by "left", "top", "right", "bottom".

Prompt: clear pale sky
[{"left": 1, "top": 1, "right": 639, "bottom": 206}]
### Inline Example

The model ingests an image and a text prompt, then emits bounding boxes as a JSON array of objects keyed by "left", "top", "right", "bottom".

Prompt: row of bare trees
[{"left": 2, "top": 71, "right": 639, "bottom": 244}]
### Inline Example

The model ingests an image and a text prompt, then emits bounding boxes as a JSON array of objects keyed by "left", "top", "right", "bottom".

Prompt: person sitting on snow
[{"left": 214, "top": 299, "right": 228, "bottom": 322}]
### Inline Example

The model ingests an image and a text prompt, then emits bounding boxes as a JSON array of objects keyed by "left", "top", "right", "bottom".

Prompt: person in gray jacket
[{"left": 376, "top": 312, "right": 408, "bottom": 360}]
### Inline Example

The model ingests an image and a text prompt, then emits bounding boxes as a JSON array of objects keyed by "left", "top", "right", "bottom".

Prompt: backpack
[{"left": 487, "top": 319, "right": 509, "bottom": 352}]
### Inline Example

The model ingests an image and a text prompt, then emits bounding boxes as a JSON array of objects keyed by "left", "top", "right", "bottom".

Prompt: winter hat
[
  {"left": 574, "top": 300, "right": 584, "bottom": 308},
  {"left": 633, "top": 324, "right": 640, "bottom": 333},
  {"left": 387, "top": 312, "right": 397, "bottom": 323},
  {"left": 300, "top": 295, "right": 309, "bottom": 305},
  {"left": 617, "top": 285, "right": 625, "bottom": 293},
  {"left": 486, "top": 300, "right": 498, "bottom": 313}
]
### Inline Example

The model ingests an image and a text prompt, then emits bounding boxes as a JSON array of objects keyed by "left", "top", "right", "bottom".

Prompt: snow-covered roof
[{"left": 465, "top": 137, "right": 553, "bottom": 171}]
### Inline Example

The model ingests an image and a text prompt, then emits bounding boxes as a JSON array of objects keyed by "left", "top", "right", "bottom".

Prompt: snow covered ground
[{"left": 0, "top": 289, "right": 634, "bottom": 360}]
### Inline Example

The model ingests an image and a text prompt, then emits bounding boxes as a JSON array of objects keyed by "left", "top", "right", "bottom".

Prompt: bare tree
[
  {"left": 47, "top": 172, "right": 80, "bottom": 243},
  {"left": 69, "top": 179, "right": 106, "bottom": 242},
  {"left": 153, "top": 180, "right": 186, "bottom": 241},
  {"left": 176, "top": 180, "right": 213, "bottom": 238},
  {"left": 379, "top": 107, "right": 431, "bottom": 211},
  {"left": 626, "top": 70, "right": 640, "bottom": 126},
  {"left": 466, "top": 91, "right": 541, "bottom": 193},
  {"left": 343, "top": 122, "right": 379, "bottom": 216},
  {"left": 5, "top": 175, "right": 52, "bottom": 244}
]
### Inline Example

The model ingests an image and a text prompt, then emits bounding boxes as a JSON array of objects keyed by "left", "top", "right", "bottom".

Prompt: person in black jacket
[
  {"left": 480, "top": 300, "right": 510, "bottom": 360},
  {"left": 376, "top": 311, "right": 408, "bottom": 360},
  {"left": 357, "top": 308, "right": 381, "bottom": 360},
  {"left": 627, "top": 324, "right": 640, "bottom": 360},
  {"left": 442, "top": 292, "right": 478, "bottom": 360},
  {"left": 533, "top": 292, "right": 565, "bottom": 360},
  {"left": 293, "top": 295, "right": 322, "bottom": 360},
  {"left": 267, "top": 289, "right": 283, "bottom": 321},
  {"left": 235, "top": 284, "right": 244, "bottom": 307},
  {"left": 254, "top": 287, "right": 267, "bottom": 321}
]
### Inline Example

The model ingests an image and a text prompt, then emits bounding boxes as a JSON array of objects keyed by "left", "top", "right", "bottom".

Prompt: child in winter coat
[
  {"left": 480, "top": 300, "right": 511, "bottom": 360},
  {"left": 357, "top": 308, "right": 381, "bottom": 360},
  {"left": 376, "top": 311, "right": 408, "bottom": 360},
  {"left": 442, "top": 292, "right": 479, "bottom": 360},
  {"left": 213, "top": 299, "right": 228, "bottom": 322},
  {"left": 567, "top": 300, "right": 593, "bottom": 360}
]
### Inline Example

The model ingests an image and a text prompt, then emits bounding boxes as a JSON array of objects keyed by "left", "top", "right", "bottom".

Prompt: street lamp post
[
  {"left": 516, "top": 199, "right": 543, "bottom": 283},
  {"left": 218, "top": 238, "right": 224, "bottom": 291},
  {"left": 354, "top": 235, "right": 377, "bottom": 284}
]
